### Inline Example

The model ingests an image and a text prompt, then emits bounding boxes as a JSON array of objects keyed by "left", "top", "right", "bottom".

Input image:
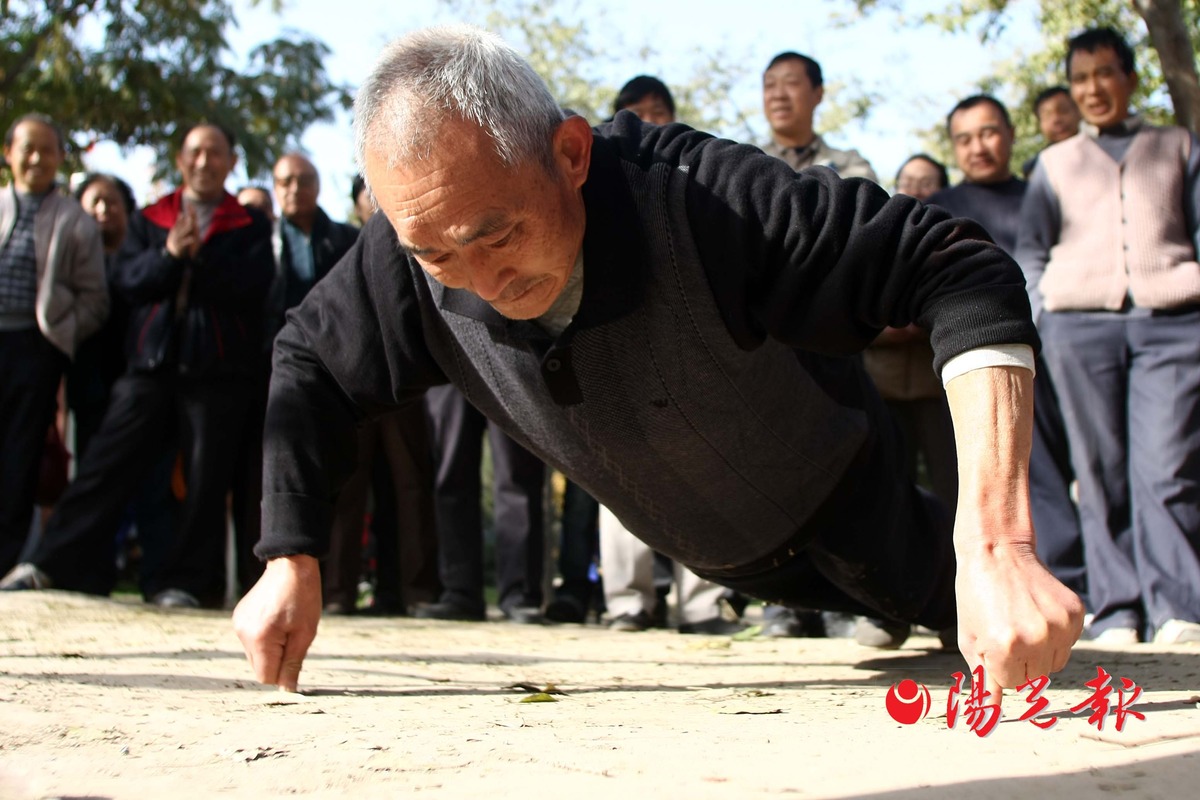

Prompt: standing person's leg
[
  {"left": 1039, "top": 313, "right": 1140, "bottom": 638},
  {"left": 378, "top": 405, "right": 440, "bottom": 610},
  {"left": 599, "top": 505, "right": 656, "bottom": 630},
  {"left": 418, "top": 384, "right": 487, "bottom": 619},
  {"left": 13, "top": 373, "right": 172, "bottom": 594},
  {"left": 1128, "top": 311, "right": 1200, "bottom": 642},
  {"left": 150, "top": 376, "right": 252, "bottom": 607},
  {"left": 133, "top": 445, "right": 179, "bottom": 598},
  {"left": 488, "top": 423, "right": 545, "bottom": 620},
  {"left": 910, "top": 395, "right": 958, "bottom": 514},
  {"left": 856, "top": 393, "right": 958, "bottom": 648},
  {"left": 64, "top": 335, "right": 111, "bottom": 463},
  {"left": 545, "top": 479, "right": 600, "bottom": 623},
  {"left": 674, "top": 564, "right": 744, "bottom": 634},
  {"left": 1028, "top": 361, "right": 1087, "bottom": 604},
  {"left": 230, "top": 362, "right": 270, "bottom": 595},
  {"left": 0, "top": 331, "right": 67, "bottom": 574},
  {"left": 323, "top": 421, "right": 379, "bottom": 613}
]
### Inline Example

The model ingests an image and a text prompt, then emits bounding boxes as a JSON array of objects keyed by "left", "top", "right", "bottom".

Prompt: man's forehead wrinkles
[{"left": 451, "top": 212, "right": 511, "bottom": 247}]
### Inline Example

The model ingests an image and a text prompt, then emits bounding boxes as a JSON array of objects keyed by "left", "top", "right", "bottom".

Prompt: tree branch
[{"left": 1132, "top": 0, "right": 1200, "bottom": 133}]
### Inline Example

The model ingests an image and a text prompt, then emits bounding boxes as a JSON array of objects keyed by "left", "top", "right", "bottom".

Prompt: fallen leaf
[
  {"left": 519, "top": 693, "right": 559, "bottom": 703},
  {"left": 732, "top": 625, "right": 763, "bottom": 641}
]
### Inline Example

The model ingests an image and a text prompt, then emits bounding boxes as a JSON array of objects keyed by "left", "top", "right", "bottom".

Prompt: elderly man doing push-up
[{"left": 234, "top": 26, "right": 1083, "bottom": 704}]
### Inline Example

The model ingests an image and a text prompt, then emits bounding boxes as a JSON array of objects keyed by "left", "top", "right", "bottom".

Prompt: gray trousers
[
  {"left": 599, "top": 505, "right": 726, "bottom": 625},
  {"left": 1040, "top": 310, "right": 1200, "bottom": 633}
]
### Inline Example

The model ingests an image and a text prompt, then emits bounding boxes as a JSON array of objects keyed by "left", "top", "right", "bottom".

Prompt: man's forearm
[
  {"left": 944, "top": 364, "right": 1036, "bottom": 553},
  {"left": 940, "top": 362, "right": 1084, "bottom": 691}
]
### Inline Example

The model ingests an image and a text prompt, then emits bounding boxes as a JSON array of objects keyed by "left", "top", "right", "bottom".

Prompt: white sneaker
[
  {"left": 0, "top": 562, "right": 53, "bottom": 591},
  {"left": 1092, "top": 626, "right": 1140, "bottom": 645},
  {"left": 1153, "top": 619, "right": 1200, "bottom": 644},
  {"left": 152, "top": 588, "right": 200, "bottom": 609}
]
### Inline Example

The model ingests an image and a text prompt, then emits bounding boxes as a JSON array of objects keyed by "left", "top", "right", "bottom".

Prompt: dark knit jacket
[
  {"left": 256, "top": 113, "right": 1037, "bottom": 569},
  {"left": 927, "top": 177, "right": 1027, "bottom": 256},
  {"left": 265, "top": 206, "right": 359, "bottom": 348},
  {"left": 116, "top": 190, "right": 274, "bottom": 376}
]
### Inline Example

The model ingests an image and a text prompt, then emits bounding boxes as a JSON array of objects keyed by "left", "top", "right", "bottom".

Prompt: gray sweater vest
[{"left": 421, "top": 160, "right": 867, "bottom": 572}]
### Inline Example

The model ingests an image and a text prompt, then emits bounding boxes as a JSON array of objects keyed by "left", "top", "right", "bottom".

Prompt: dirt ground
[{"left": 1, "top": 592, "right": 1198, "bottom": 800}]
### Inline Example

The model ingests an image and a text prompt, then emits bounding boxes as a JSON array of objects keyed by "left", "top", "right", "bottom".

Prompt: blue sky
[{"left": 84, "top": 0, "right": 1044, "bottom": 215}]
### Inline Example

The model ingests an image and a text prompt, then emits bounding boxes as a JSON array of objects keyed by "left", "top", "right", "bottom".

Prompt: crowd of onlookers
[{"left": 2, "top": 23, "right": 1198, "bottom": 646}]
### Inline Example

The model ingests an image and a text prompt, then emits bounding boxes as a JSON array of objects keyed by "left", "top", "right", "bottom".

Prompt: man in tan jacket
[
  {"left": 0, "top": 112, "right": 108, "bottom": 574},
  {"left": 760, "top": 51, "right": 877, "bottom": 181}
]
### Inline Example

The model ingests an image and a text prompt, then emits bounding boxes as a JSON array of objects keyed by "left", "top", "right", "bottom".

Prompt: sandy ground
[{"left": 1, "top": 592, "right": 1198, "bottom": 800}]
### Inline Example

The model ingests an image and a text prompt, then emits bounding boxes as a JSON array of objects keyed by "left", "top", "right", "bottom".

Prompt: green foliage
[
  {"left": 842, "top": 0, "right": 1200, "bottom": 171},
  {"left": 0, "top": 0, "right": 351, "bottom": 180},
  {"left": 438, "top": 0, "right": 756, "bottom": 140}
]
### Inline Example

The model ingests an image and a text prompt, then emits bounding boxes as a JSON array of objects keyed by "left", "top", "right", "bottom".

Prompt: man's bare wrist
[{"left": 267, "top": 554, "right": 320, "bottom": 574}]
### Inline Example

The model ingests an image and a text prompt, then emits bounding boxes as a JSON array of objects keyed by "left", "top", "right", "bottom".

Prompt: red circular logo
[{"left": 885, "top": 679, "right": 931, "bottom": 725}]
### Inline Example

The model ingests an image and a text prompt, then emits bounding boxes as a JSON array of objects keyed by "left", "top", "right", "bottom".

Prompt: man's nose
[{"left": 463, "top": 254, "right": 513, "bottom": 301}]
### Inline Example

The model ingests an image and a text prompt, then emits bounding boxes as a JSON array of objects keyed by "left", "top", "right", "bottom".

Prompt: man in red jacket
[{"left": 1, "top": 122, "right": 274, "bottom": 607}]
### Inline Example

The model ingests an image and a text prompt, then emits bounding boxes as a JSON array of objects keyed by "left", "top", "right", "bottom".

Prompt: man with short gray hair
[
  {"left": 0, "top": 113, "right": 107, "bottom": 575},
  {"left": 234, "top": 25, "right": 1083, "bottom": 701}
]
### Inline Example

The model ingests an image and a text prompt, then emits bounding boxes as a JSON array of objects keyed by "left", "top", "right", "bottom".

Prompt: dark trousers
[
  {"left": 425, "top": 384, "right": 545, "bottom": 613},
  {"left": 696, "top": 382, "right": 957, "bottom": 631},
  {"left": 322, "top": 406, "right": 440, "bottom": 611},
  {"left": 1041, "top": 310, "right": 1200, "bottom": 632},
  {"left": 32, "top": 371, "right": 251, "bottom": 603},
  {"left": 1028, "top": 358, "right": 1087, "bottom": 603},
  {"left": 0, "top": 330, "right": 67, "bottom": 574},
  {"left": 885, "top": 395, "right": 958, "bottom": 515},
  {"left": 231, "top": 363, "right": 270, "bottom": 596},
  {"left": 555, "top": 480, "right": 600, "bottom": 607},
  {"left": 65, "top": 336, "right": 111, "bottom": 462}
]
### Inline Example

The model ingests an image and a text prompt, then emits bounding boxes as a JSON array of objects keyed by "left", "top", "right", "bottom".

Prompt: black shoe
[
  {"left": 938, "top": 625, "right": 959, "bottom": 652},
  {"left": 608, "top": 610, "right": 653, "bottom": 632},
  {"left": 761, "top": 608, "right": 826, "bottom": 638},
  {"left": 501, "top": 603, "right": 545, "bottom": 625},
  {"left": 678, "top": 617, "right": 749, "bottom": 636},
  {"left": 649, "top": 601, "right": 669, "bottom": 629},
  {"left": 412, "top": 601, "right": 486, "bottom": 622},
  {"left": 544, "top": 596, "right": 587, "bottom": 624}
]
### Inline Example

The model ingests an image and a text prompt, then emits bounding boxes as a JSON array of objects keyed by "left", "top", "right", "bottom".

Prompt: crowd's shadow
[{"left": 848, "top": 750, "right": 1198, "bottom": 799}]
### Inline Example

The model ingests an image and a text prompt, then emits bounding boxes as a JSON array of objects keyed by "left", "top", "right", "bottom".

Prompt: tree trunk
[{"left": 1132, "top": 0, "right": 1200, "bottom": 133}]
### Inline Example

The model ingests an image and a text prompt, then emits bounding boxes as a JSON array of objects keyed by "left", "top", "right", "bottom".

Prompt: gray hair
[{"left": 353, "top": 25, "right": 565, "bottom": 187}]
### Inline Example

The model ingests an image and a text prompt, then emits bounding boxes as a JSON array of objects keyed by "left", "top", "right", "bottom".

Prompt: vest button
[{"left": 546, "top": 358, "right": 562, "bottom": 372}]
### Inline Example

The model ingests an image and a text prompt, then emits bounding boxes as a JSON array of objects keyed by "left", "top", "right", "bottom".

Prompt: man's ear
[{"left": 554, "top": 115, "right": 593, "bottom": 190}]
